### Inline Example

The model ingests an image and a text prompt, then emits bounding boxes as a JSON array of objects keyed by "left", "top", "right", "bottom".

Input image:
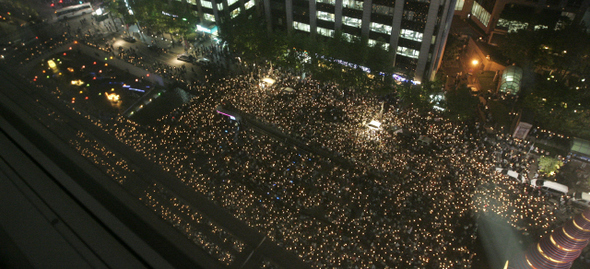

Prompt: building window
[
  {"left": 400, "top": 29, "right": 423, "bottom": 42},
  {"left": 471, "top": 2, "right": 491, "bottom": 27},
  {"left": 343, "top": 16, "right": 362, "bottom": 28},
  {"left": 204, "top": 13, "right": 215, "bottom": 21},
  {"left": 201, "top": 0, "right": 212, "bottom": 9},
  {"left": 343, "top": 0, "right": 364, "bottom": 10},
  {"left": 318, "top": 27, "right": 335, "bottom": 37},
  {"left": 317, "top": 0, "right": 336, "bottom": 5},
  {"left": 230, "top": 8, "right": 241, "bottom": 18},
  {"left": 294, "top": 21, "right": 311, "bottom": 32},
  {"left": 370, "top": 22, "right": 392, "bottom": 34},
  {"left": 317, "top": 11, "right": 335, "bottom": 22},
  {"left": 227, "top": 0, "right": 239, "bottom": 6},
  {"left": 455, "top": 0, "right": 464, "bottom": 10},
  {"left": 369, "top": 39, "right": 389, "bottom": 50},
  {"left": 372, "top": 4, "right": 394, "bottom": 16},
  {"left": 497, "top": 18, "right": 528, "bottom": 33},
  {"left": 397, "top": 46, "right": 420, "bottom": 59},
  {"left": 342, "top": 32, "right": 356, "bottom": 41},
  {"left": 186, "top": 0, "right": 197, "bottom": 4},
  {"left": 245, "top": 0, "right": 255, "bottom": 9},
  {"left": 535, "top": 25, "right": 549, "bottom": 31},
  {"left": 217, "top": 2, "right": 224, "bottom": 10}
]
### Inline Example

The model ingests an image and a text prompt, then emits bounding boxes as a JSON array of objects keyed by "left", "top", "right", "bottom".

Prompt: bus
[{"left": 55, "top": 3, "right": 93, "bottom": 21}]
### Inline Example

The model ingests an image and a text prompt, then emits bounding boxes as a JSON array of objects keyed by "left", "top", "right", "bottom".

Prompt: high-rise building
[
  {"left": 188, "top": 0, "right": 457, "bottom": 82},
  {"left": 454, "top": 0, "right": 590, "bottom": 35},
  {"left": 508, "top": 209, "right": 590, "bottom": 269},
  {"left": 267, "top": 0, "right": 457, "bottom": 82}
]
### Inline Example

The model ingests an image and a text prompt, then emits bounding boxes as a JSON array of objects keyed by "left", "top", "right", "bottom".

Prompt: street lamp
[{"left": 471, "top": 59, "right": 479, "bottom": 66}]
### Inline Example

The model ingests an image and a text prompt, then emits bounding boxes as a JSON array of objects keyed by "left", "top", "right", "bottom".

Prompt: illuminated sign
[
  {"left": 71, "top": 80, "right": 84, "bottom": 86},
  {"left": 161, "top": 11, "right": 178, "bottom": 17},
  {"left": 196, "top": 25, "right": 218, "bottom": 34},
  {"left": 105, "top": 92, "right": 120, "bottom": 101},
  {"left": 122, "top": 84, "right": 145, "bottom": 92},
  {"left": 216, "top": 110, "right": 236, "bottom": 120}
]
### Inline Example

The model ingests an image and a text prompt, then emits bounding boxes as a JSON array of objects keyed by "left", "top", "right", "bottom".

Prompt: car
[
  {"left": 571, "top": 192, "right": 590, "bottom": 208},
  {"left": 177, "top": 54, "right": 195, "bottom": 63},
  {"left": 122, "top": 35, "right": 136, "bottom": 42},
  {"left": 147, "top": 44, "right": 166, "bottom": 53},
  {"left": 195, "top": 57, "right": 210, "bottom": 65},
  {"left": 494, "top": 167, "right": 527, "bottom": 183}
]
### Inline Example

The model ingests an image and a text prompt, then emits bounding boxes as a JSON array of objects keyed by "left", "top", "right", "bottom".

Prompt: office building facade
[
  {"left": 454, "top": 0, "right": 590, "bottom": 35},
  {"left": 185, "top": 0, "right": 456, "bottom": 82},
  {"left": 263, "top": 0, "right": 456, "bottom": 82}
]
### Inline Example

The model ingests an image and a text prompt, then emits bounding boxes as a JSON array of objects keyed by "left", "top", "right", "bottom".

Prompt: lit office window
[
  {"left": 293, "top": 21, "right": 311, "bottom": 32},
  {"left": 185, "top": 0, "right": 197, "bottom": 4},
  {"left": 471, "top": 2, "right": 490, "bottom": 27},
  {"left": 204, "top": 13, "right": 215, "bottom": 21},
  {"left": 397, "top": 46, "right": 420, "bottom": 59},
  {"left": 230, "top": 8, "right": 241, "bottom": 18},
  {"left": 317, "top": 27, "right": 335, "bottom": 37},
  {"left": 317, "top": 11, "right": 335, "bottom": 22},
  {"left": 343, "top": 16, "right": 362, "bottom": 28},
  {"left": 342, "top": 32, "right": 355, "bottom": 41},
  {"left": 497, "top": 18, "right": 528, "bottom": 33},
  {"left": 368, "top": 40, "right": 390, "bottom": 51},
  {"left": 343, "top": 0, "right": 364, "bottom": 10},
  {"left": 201, "top": 0, "right": 212, "bottom": 8},
  {"left": 227, "top": 0, "right": 239, "bottom": 6},
  {"left": 245, "top": 0, "right": 255, "bottom": 9},
  {"left": 317, "top": 0, "right": 336, "bottom": 5},
  {"left": 455, "top": 0, "right": 464, "bottom": 10},
  {"left": 217, "top": 2, "right": 224, "bottom": 10},
  {"left": 535, "top": 25, "right": 548, "bottom": 30},
  {"left": 370, "top": 22, "right": 392, "bottom": 34},
  {"left": 400, "top": 29, "right": 423, "bottom": 42},
  {"left": 372, "top": 4, "right": 394, "bottom": 16}
]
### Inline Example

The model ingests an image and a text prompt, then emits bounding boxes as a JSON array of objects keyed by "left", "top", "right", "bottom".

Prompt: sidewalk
[
  {"left": 127, "top": 24, "right": 186, "bottom": 55},
  {"left": 78, "top": 43, "right": 165, "bottom": 86}
]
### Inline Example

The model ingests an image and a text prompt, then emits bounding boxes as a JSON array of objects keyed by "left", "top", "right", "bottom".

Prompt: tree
[
  {"left": 522, "top": 75, "right": 590, "bottom": 139},
  {"left": 538, "top": 156, "right": 564, "bottom": 177},
  {"left": 444, "top": 85, "right": 479, "bottom": 121}
]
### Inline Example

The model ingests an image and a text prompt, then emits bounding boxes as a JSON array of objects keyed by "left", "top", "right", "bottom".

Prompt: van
[
  {"left": 530, "top": 179, "right": 569, "bottom": 196},
  {"left": 571, "top": 192, "right": 590, "bottom": 207}
]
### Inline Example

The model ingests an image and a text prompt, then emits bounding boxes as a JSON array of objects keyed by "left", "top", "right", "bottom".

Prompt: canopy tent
[{"left": 571, "top": 138, "right": 590, "bottom": 156}]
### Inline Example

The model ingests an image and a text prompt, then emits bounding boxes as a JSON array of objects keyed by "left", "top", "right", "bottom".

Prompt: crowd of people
[
  {"left": 88, "top": 64, "right": 568, "bottom": 268},
  {"left": 11, "top": 19, "right": 585, "bottom": 268}
]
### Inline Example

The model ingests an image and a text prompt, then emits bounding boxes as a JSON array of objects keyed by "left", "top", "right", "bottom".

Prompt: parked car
[
  {"left": 571, "top": 192, "right": 590, "bottom": 207},
  {"left": 122, "top": 35, "right": 136, "bottom": 42},
  {"left": 195, "top": 57, "right": 210, "bottom": 65},
  {"left": 147, "top": 44, "right": 166, "bottom": 53},
  {"left": 177, "top": 54, "right": 195, "bottom": 63}
]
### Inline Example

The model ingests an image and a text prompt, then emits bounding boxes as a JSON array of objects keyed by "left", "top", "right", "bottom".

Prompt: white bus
[{"left": 55, "top": 3, "right": 93, "bottom": 21}]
